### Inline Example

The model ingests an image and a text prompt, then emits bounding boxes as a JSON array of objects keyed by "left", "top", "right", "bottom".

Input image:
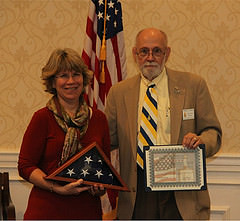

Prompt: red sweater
[{"left": 18, "top": 107, "right": 110, "bottom": 220}]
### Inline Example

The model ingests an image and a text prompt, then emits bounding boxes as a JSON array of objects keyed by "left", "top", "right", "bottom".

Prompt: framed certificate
[{"left": 144, "top": 144, "right": 206, "bottom": 191}]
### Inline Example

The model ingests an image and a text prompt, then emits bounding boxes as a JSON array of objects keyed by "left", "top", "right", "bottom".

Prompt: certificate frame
[{"left": 144, "top": 144, "right": 206, "bottom": 191}]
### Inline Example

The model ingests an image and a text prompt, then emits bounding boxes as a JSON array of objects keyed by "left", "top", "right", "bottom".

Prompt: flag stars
[
  {"left": 98, "top": 0, "right": 104, "bottom": 6},
  {"left": 85, "top": 156, "right": 93, "bottom": 164},
  {"left": 106, "top": 14, "right": 110, "bottom": 21},
  {"left": 108, "top": 1, "right": 114, "bottom": 8},
  {"left": 95, "top": 170, "right": 103, "bottom": 179},
  {"left": 81, "top": 169, "right": 90, "bottom": 177},
  {"left": 98, "top": 159, "right": 103, "bottom": 164},
  {"left": 66, "top": 168, "right": 75, "bottom": 177},
  {"left": 97, "top": 11, "right": 103, "bottom": 20},
  {"left": 115, "top": 8, "right": 118, "bottom": 15}
]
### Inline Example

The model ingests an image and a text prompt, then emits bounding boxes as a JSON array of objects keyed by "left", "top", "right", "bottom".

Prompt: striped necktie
[{"left": 137, "top": 84, "right": 158, "bottom": 169}]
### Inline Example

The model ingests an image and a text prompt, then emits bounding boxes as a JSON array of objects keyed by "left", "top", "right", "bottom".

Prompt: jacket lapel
[
  {"left": 124, "top": 75, "right": 141, "bottom": 161},
  {"left": 167, "top": 69, "right": 185, "bottom": 144}
]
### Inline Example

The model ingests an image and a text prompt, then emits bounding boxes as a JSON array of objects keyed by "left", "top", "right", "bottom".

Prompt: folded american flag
[{"left": 45, "top": 142, "right": 129, "bottom": 191}]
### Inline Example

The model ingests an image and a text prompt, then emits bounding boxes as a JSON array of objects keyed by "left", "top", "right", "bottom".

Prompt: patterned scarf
[{"left": 47, "top": 96, "right": 89, "bottom": 166}]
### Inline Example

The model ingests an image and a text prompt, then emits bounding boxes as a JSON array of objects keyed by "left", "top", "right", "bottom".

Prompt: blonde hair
[{"left": 42, "top": 48, "right": 92, "bottom": 95}]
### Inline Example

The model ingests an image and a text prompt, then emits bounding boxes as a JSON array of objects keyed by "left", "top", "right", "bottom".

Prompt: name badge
[{"left": 183, "top": 108, "right": 194, "bottom": 120}]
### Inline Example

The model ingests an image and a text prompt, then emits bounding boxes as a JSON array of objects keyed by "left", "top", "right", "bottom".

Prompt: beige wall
[{"left": 0, "top": 0, "right": 240, "bottom": 153}]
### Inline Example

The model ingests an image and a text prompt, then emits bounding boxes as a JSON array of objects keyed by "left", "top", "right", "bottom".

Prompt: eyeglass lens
[{"left": 138, "top": 47, "right": 165, "bottom": 58}]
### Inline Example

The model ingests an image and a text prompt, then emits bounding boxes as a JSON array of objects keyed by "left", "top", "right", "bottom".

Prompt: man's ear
[
  {"left": 165, "top": 47, "right": 171, "bottom": 63},
  {"left": 132, "top": 47, "right": 138, "bottom": 63}
]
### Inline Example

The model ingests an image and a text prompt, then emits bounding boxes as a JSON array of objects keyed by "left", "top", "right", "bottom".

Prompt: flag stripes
[
  {"left": 82, "top": 0, "right": 127, "bottom": 111},
  {"left": 82, "top": 0, "right": 127, "bottom": 219}
]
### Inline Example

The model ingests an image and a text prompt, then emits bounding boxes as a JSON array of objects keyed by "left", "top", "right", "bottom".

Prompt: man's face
[{"left": 133, "top": 29, "right": 171, "bottom": 81}]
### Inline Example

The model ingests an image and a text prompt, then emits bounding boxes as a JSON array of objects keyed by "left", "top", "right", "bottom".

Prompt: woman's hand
[
  {"left": 53, "top": 179, "right": 90, "bottom": 195},
  {"left": 29, "top": 169, "right": 105, "bottom": 196}
]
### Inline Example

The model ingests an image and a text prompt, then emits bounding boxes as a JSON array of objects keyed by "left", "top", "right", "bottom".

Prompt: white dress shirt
[{"left": 138, "top": 67, "right": 171, "bottom": 145}]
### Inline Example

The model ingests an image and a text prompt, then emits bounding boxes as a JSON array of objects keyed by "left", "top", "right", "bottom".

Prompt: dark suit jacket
[{"left": 105, "top": 67, "right": 222, "bottom": 220}]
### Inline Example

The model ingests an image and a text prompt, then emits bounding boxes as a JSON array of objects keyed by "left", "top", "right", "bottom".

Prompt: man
[{"left": 105, "top": 28, "right": 222, "bottom": 220}]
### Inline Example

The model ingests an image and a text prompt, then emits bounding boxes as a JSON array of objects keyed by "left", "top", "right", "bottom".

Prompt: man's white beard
[{"left": 140, "top": 61, "right": 165, "bottom": 81}]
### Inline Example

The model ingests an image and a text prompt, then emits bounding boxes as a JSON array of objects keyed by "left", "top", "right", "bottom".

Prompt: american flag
[
  {"left": 45, "top": 142, "right": 129, "bottom": 191},
  {"left": 82, "top": 0, "right": 127, "bottom": 111},
  {"left": 154, "top": 153, "right": 177, "bottom": 183},
  {"left": 81, "top": 0, "right": 126, "bottom": 218},
  {"left": 55, "top": 146, "right": 122, "bottom": 187}
]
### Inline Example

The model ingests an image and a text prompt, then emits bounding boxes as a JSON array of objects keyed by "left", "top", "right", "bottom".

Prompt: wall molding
[
  {"left": 2, "top": 152, "right": 240, "bottom": 179},
  {"left": 1, "top": 152, "right": 240, "bottom": 220},
  {"left": 0, "top": 152, "right": 21, "bottom": 181},
  {"left": 207, "top": 153, "right": 240, "bottom": 186},
  {"left": 210, "top": 206, "right": 230, "bottom": 220}
]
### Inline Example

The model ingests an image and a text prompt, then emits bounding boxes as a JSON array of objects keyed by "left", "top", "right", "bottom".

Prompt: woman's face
[{"left": 53, "top": 70, "right": 83, "bottom": 105}]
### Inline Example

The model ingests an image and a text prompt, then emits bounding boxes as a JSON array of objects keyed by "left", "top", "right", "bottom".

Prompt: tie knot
[{"left": 148, "top": 84, "right": 156, "bottom": 89}]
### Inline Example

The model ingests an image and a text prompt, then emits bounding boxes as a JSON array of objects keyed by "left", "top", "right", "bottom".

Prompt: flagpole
[{"left": 99, "top": 0, "right": 107, "bottom": 84}]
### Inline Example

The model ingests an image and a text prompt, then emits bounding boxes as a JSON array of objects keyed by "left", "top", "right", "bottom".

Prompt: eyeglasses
[
  {"left": 55, "top": 72, "right": 82, "bottom": 81},
  {"left": 136, "top": 47, "right": 166, "bottom": 58}
]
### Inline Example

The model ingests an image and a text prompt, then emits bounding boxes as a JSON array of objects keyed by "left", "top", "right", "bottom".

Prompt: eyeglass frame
[{"left": 136, "top": 47, "right": 166, "bottom": 58}]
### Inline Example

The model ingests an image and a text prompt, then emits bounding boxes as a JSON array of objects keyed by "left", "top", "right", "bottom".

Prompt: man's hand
[
  {"left": 182, "top": 132, "right": 203, "bottom": 149},
  {"left": 88, "top": 184, "right": 106, "bottom": 197}
]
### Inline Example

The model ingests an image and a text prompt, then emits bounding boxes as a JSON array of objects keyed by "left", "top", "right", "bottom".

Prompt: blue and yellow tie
[{"left": 137, "top": 84, "right": 158, "bottom": 169}]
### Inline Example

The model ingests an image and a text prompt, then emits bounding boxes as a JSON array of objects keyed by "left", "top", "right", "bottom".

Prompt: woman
[{"left": 18, "top": 48, "right": 110, "bottom": 220}]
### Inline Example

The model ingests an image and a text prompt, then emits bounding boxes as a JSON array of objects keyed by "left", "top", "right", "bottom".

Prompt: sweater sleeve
[{"left": 18, "top": 109, "right": 49, "bottom": 181}]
